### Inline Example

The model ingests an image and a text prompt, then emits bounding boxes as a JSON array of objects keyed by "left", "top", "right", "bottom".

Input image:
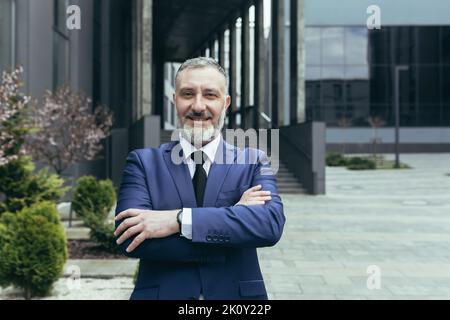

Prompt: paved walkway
[
  {"left": 260, "top": 153, "right": 450, "bottom": 299},
  {"left": 2, "top": 153, "right": 450, "bottom": 299}
]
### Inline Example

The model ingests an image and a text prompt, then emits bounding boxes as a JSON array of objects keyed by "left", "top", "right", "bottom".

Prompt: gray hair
[{"left": 175, "top": 57, "right": 229, "bottom": 94}]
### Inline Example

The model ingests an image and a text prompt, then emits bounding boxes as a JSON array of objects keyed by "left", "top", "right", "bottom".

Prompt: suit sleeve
[
  {"left": 114, "top": 151, "right": 226, "bottom": 263},
  {"left": 191, "top": 150, "right": 286, "bottom": 248}
]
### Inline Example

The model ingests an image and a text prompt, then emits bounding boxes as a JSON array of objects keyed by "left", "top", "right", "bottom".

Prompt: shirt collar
[{"left": 179, "top": 132, "right": 221, "bottom": 164}]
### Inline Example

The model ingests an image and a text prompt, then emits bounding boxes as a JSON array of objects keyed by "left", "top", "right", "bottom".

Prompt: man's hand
[
  {"left": 236, "top": 184, "right": 271, "bottom": 206},
  {"left": 114, "top": 209, "right": 179, "bottom": 253}
]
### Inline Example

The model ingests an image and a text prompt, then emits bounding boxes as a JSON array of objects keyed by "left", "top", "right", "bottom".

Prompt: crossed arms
[{"left": 114, "top": 150, "right": 285, "bottom": 262}]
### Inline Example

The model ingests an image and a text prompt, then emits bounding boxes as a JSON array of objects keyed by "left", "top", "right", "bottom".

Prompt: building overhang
[{"left": 154, "top": 0, "right": 247, "bottom": 62}]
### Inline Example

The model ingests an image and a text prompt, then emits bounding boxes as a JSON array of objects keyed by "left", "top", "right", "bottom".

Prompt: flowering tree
[
  {"left": 0, "top": 67, "right": 31, "bottom": 166},
  {"left": 26, "top": 85, "right": 113, "bottom": 175},
  {"left": 368, "top": 115, "right": 386, "bottom": 161}
]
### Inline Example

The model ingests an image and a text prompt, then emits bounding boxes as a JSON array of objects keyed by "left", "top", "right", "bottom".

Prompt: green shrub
[
  {"left": 326, "top": 152, "right": 348, "bottom": 167},
  {"left": 0, "top": 201, "right": 67, "bottom": 299},
  {"left": 72, "top": 176, "right": 116, "bottom": 222},
  {"left": 346, "top": 156, "right": 376, "bottom": 170},
  {"left": 133, "top": 262, "right": 140, "bottom": 285},
  {"left": 82, "top": 209, "right": 119, "bottom": 254},
  {"left": 71, "top": 176, "right": 117, "bottom": 253},
  {"left": 0, "top": 157, "right": 67, "bottom": 215}
]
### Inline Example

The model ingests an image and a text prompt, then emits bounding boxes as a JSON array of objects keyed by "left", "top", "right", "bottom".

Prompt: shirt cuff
[{"left": 181, "top": 208, "right": 192, "bottom": 240}]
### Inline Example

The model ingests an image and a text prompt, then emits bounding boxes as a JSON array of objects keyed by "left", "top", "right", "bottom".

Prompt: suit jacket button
[
  {"left": 206, "top": 235, "right": 212, "bottom": 241},
  {"left": 212, "top": 235, "right": 218, "bottom": 242}
]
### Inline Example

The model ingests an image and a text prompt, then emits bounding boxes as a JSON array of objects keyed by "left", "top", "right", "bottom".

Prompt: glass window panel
[
  {"left": 305, "top": 27, "right": 321, "bottom": 65},
  {"left": 321, "top": 27, "right": 344, "bottom": 65},
  {"left": 344, "top": 27, "right": 368, "bottom": 65},
  {"left": 346, "top": 80, "right": 370, "bottom": 104},
  {"left": 418, "top": 27, "right": 440, "bottom": 64},
  {"left": 442, "top": 103, "right": 450, "bottom": 126},
  {"left": 417, "top": 104, "right": 441, "bottom": 126},
  {"left": 441, "top": 27, "right": 450, "bottom": 64},
  {"left": 305, "top": 66, "right": 321, "bottom": 81},
  {"left": 369, "top": 66, "right": 391, "bottom": 104},
  {"left": 394, "top": 26, "right": 413, "bottom": 65},
  {"left": 417, "top": 66, "right": 440, "bottom": 104},
  {"left": 321, "top": 66, "right": 344, "bottom": 79},
  {"left": 369, "top": 104, "right": 392, "bottom": 126},
  {"left": 368, "top": 28, "right": 390, "bottom": 65},
  {"left": 305, "top": 80, "right": 320, "bottom": 104},
  {"left": 345, "top": 66, "right": 369, "bottom": 80},
  {"left": 442, "top": 66, "right": 450, "bottom": 106},
  {"left": 321, "top": 80, "right": 344, "bottom": 104}
]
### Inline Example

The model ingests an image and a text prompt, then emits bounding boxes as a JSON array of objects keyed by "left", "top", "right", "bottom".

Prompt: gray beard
[{"left": 180, "top": 108, "right": 226, "bottom": 147}]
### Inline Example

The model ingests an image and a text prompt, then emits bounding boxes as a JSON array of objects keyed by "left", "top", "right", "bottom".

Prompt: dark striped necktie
[{"left": 191, "top": 151, "right": 207, "bottom": 207}]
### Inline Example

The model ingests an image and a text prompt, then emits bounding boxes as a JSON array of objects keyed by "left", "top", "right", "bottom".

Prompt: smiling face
[{"left": 174, "top": 66, "right": 231, "bottom": 146}]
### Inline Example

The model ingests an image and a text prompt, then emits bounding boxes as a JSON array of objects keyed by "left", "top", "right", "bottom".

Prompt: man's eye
[{"left": 182, "top": 92, "right": 193, "bottom": 97}]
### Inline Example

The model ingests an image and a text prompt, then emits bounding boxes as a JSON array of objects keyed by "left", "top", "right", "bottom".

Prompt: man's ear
[
  {"left": 225, "top": 95, "right": 231, "bottom": 110},
  {"left": 172, "top": 92, "right": 176, "bottom": 102}
]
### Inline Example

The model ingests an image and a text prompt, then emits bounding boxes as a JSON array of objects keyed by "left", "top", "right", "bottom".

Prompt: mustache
[{"left": 184, "top": 110, "right": 213, "bottom": 121}]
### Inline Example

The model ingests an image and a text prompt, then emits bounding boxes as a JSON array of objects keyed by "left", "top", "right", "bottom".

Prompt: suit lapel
[
  {"left": 202, "top": 138, "right": 237, "bottom": 207},
  {"left": 162, "top": 138, "right": 237, "bottom": 208},
  {"left": 162, "top": 141, "right": 198, "bottom": 208}
]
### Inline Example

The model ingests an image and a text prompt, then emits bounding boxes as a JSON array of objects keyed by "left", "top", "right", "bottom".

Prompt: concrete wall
[
  {"left": 326, "top": 128, "right": 450, "bottom": 153},
  {"left": 327, "top": 127, "right": 450, "bottom": 144},
  {"left": 280, "top": 122, "right": 326, "bottom": 194}
]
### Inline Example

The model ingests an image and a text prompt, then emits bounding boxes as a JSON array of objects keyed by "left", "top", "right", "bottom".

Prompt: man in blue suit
[{"left": 114, "top": 57, "right": 285, "bottom": 300}]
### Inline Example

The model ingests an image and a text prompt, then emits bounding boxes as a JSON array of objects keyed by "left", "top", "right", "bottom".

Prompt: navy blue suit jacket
[{"left": 115, "top": 138, "right": 285, "bottom": 300}]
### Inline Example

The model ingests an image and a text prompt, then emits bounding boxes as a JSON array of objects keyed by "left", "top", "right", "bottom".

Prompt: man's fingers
[
  {"left": 114, "top": 216, "right": 141, "bottom": 237},
  {"left": 116, "top": 224, "right": 143, "bottom": 245},
  {"left": 244, "top": 185, "right": 262, "bottom": 193},
  {"left": 252, "top": 196, "right": 272, "bottom": 201},
  {"left": 115, "top": 209, "right": 141, "bottom": 221},
  {"left": 248, "top": 190, "right": 271, "bottom": 197},
  {"left": 126, "top": 232, "right": 146, "bottom": 253}
]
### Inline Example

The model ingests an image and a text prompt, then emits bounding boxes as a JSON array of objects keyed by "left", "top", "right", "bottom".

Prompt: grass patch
[
  {"left": 326, "top": 152, "right": 348, "bottom": 167},
  {"left": 374, "top": 159, "right": 412, "bottom": 169},
  {"left": 346, "top": 156, "right": 376, "bottom": 170},
  {"left": 327, "top": 152, "right": 412, "bottom": 170}
]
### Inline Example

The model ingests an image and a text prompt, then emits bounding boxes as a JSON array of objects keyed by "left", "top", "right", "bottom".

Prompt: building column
[
  {"left": 229, "top": 20, "right": 237, "bottom": 128},
  {"left": 133, "top": 0, "right": 153, "bottom": 122},
  {"left": 209, "top": 40, "right": 215, "bottom": 59},
  {"left": 241, "top": 5, "right": 250, "bottom": 128},
  {"left": 218, "top": 31, "right": 225, "bottom": 67},
  {"left": 271, "top": 0, "right": 286, "bottom": 128},
  {"left": 253, "top": 0, "right": 264, "bottom": 130},
  {"left": 290, "top": 0, "right": 305, "bottom": 124}
]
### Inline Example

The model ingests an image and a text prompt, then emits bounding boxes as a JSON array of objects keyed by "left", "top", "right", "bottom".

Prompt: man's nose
[{"left": 191, "top": 95, "right": 206, "bottom": 112}]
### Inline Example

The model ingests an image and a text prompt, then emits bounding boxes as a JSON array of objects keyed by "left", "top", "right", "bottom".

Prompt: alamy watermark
[
  {"left": 367, "top": 5, "right": 381, "bottom": 30},
  {"left": 366, "top": 265, "right": 381, "bottom": 290},
  {"left": 170, "top": 128, "right": 280, "bottom": 175},
  {"left": 66, "top": 264, "right": 81, "bottom": 291},
  {"left": 66, "top": 5, "right": 81, "bottom": 30}
]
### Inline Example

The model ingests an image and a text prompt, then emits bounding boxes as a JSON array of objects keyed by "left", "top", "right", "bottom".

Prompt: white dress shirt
[{"left": 179, "top": 133, "right": 221, "bottom": 240}]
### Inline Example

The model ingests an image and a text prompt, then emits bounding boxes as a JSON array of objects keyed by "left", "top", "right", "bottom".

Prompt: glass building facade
[
  {"left": 0, "top": 0, "right": 14, "bottom": 72},
  {"left": 53, "top": 0, "right": 70, "bottom": 89},
  {"left": 305, "top": 26, "right": 450, "bottom": 127}
]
